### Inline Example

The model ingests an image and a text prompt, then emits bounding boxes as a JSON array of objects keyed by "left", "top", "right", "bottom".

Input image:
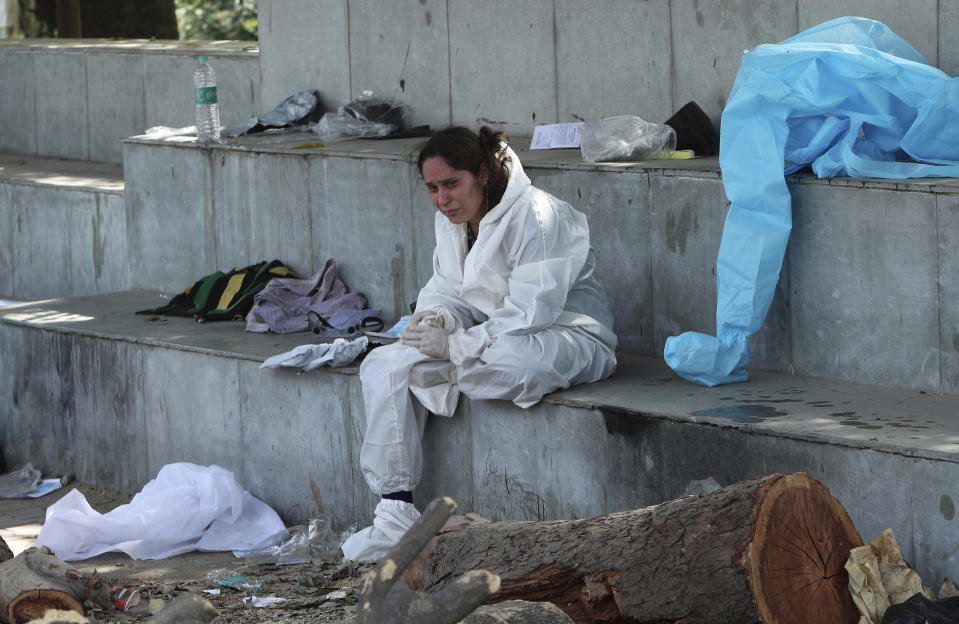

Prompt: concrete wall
[
  {"left": 0, "top": 181, "right": 127, "bottom": 301},
  {"left": 2, "top": 318, "right": 957, "bottom": 585},
  {"left": 258, "top": 0, "right": 959, "bottom": 136},
  {"left": 0, "top": 40, "right": 260, "bottom": 164}
]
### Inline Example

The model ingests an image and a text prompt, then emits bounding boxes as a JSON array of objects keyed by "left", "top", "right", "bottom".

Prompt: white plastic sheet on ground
[
  {"left": 664, "top": 16, "right": 959, "bottom": 386},
  {"left": 34, "top": 463, "right": 285, "bottom": 561}
]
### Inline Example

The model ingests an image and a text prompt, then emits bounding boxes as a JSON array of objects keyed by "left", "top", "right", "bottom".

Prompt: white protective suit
[{"left": 359, "top": 145, "right": 617, "bottom": 496}]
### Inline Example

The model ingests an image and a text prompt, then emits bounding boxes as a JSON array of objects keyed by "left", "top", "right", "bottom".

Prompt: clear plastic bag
[
  {"left": 311, "top": 90, "right": 407, "bottom": 142},
  {"left": 579, "top": 115, "right": 676, "bottom": 162},
  {"left": 238, "top": 516, "right": 341, "bottom": 566},
  {"left": 0, "top": 463, "right": 41, "bottom": 498}
]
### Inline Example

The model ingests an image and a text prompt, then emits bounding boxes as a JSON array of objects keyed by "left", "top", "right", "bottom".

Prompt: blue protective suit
[{"left": 665, "top": 16, "right": 959, "bottom": 386}]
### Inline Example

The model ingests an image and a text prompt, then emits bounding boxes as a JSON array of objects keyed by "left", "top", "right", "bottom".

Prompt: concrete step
[
  {"left": 0, "top": 152, "right": 126, "bottom": 301},
  {"left": 122, "top": 132, "right": 959, "bottom": 396},
  {"left": 0, "top": 39, "right": 260, "bottom": 164},
  {"left": 1, "top": 290, "right": 958, "bottom": 586}
]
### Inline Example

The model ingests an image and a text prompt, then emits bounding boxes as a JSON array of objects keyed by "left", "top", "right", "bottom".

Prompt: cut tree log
[
  {"left": 404, "top": 473, "right": 863, "bottom": 624},
  {"left": 0, "top": 547, "right": 112, "bottom": 624},
  {"left": 357, "top": 497, "right": 571, "bottom": 624},
  {"left": 358, "top": 497, "right": 502, "bottom": 624}
]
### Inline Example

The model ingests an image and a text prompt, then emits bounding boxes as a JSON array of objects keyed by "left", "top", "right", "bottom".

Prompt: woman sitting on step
[{"left": 341, "top": 126, "right": 618, "bottom": 561}]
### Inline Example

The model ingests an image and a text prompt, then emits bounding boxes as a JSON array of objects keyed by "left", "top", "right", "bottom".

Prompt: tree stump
[
  {"left": 404, "top": 473, "right": 863, "bottom": 624},
  {"left": 0, "top": 547, "right": 112, "bottom": 624}
]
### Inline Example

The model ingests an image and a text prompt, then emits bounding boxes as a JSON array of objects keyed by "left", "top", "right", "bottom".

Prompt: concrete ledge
[
  {"left": 2, "top": 290, "right": 959, "bottom": 584},
  {"left": 122, "top": 133, "right": 959, "bottom": 395},
  {"left": 0, "top": 152, "right": 127, "bottom": 301}
]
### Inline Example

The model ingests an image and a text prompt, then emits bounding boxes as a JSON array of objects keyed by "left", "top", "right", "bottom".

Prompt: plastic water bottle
[{"left": 194, "top": 55, "right": 220, "bottom": 142}]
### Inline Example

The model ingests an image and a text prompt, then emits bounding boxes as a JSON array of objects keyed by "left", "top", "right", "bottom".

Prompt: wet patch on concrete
[
  {"left": 839, "top": 420, "right": 882, "bottom": 430},
  {"left": 693, "top": 404, "right": 789, "bottom": 424},
  {"left": 941, "top": 495, "right": 955, "bottom": 521}
]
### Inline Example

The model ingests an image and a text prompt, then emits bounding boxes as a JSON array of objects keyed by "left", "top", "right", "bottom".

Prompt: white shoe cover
[{"left": 341, "top": 499, "right": 420, "bottom": 562}]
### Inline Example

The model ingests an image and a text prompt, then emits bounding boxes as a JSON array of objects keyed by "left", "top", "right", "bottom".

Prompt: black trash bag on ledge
[
  {"left": 311, "top": 90, "right": 421, "bottom": 142},
  {"left": 228, "top": 89, "right": 325, "bottom": 137}
]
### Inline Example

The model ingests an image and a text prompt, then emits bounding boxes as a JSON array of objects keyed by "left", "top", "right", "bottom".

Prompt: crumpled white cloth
[
  {"left": 34, "top": 463, "right": 285, "bottom": 561},
  {"left": 260, "top": 336, "right": 368, "bottom": 371}
]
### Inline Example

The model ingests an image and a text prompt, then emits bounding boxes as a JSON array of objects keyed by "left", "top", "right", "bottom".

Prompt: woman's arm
[{"left": 447, "top": 192, "right": 591, "bottom": 365}]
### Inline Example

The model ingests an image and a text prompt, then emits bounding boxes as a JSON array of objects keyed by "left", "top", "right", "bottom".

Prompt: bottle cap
[{"left": 198, "top": 55, "right": 209, "bottom": 62}]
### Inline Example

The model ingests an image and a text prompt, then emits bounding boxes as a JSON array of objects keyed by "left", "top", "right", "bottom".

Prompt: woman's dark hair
[{"left": 417, "top": 126, "right": 511, "bottom": 209}]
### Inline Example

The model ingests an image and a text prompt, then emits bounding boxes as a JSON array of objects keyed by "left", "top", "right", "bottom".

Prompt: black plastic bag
[
  {"left": 881, "top": 592, "right": 959, "bottom": 624},
  {"left": 228, "top": 89, "right": 325, "bottom": 137},
  {"left": 663, "top": 101, "right": 720, "bottom": 156}
]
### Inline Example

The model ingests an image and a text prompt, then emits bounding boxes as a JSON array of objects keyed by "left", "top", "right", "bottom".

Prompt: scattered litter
[
  {"left": 147, "top": 598, "right": 166, "bottom": 615},
  {"left": 203, "top": 588, "right": 221, "bottom": 596},
  {"left": 205, "top": 568, "right": 263, "bottom": 592},
  {"left": 847, "top": 528, "right": 936, "bottom": 624},
  {"left": 27, "top": 477, "right": 65, "bottom": 498},
  {"left": 322, "top": 590, "right": 349, "bottom": 601},
  {"left": 0, "top": 463, "right": 41, "bottom": 498},
  {"left": 235, "top": 515, "right": 341, "bottom": 565},
  {"left": 113, "top": 586, "right": 148, "bottom": 615},
  {"left": 243, "top": 595, "right": 288, "bottom": 608}
]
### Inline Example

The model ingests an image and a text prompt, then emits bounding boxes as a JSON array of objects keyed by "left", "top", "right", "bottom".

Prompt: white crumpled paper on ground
[{"left": 34, "top": 463, "right": 285, "bottom": 561}]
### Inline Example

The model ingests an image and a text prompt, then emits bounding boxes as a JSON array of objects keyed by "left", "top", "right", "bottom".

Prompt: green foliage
[{"left": 175, "top": 0, "right": 257, "bottom": 41}]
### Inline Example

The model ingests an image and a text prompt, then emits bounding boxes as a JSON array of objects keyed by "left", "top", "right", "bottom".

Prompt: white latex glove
[
  {"left": 401, "top": 324, "right": 450, "bottom": 360},
  {"left": 407, "top": 309, "right": 445, "bottom": 329}
]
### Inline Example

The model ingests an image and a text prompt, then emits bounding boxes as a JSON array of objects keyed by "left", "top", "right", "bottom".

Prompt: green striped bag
[{"left": 137, "top": 260, "right": 297, "bottom": 322}]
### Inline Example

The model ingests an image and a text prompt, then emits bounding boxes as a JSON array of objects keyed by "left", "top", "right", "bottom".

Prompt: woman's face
[{"left": 421, "top": 156, "right": 488, "bottom": 227}]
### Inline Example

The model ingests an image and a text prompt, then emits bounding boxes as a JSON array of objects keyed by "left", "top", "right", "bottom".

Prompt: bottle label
[{"left": 195, "top": 86, "right": 218, "bottom": 105}]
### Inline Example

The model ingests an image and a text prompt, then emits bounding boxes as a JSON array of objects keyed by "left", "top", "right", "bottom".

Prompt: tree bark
[
  {"left": 0, "top": 547, "right": 112, "bottom": 624},
  {"left": 404, "top": 473, "right": 863, "bottom": 624},
  {"left": 0, "top": 535, "right": 12, "bottom": 564}
]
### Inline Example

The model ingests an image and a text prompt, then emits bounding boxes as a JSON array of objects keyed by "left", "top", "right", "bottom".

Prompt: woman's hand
[{"left": 401, "top": 324, "right": 450, "bottom": 360}]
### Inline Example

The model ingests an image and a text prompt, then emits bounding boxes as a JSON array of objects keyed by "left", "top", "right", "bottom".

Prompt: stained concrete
[
  {"left": 348, "top": 0, "right": 451, "bottom": 133},
  {"left": 670, "top": 0, "right": 798, "bottom": 128},
  {"left": 789, "top": 183, "right": 941, "bottom": 390},
  {"left": 939, "top": 193, "right": 959, "bottom": 396},
  {"left": 3, "top": 290, "right": 959, "bottom": 584},
  {"left": 555, "top": 0, "right": 673, "bottom": 125},
  {"left": 258, "top": 0, "right": 349, "bottom": 118},
  {"left": 0, "top": 50, "right": 36, "bottom": 155}
]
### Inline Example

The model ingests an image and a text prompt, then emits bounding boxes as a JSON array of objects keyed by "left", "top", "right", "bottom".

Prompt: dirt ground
[
  {"left": 0, "top": 481, "right": 378, "bottom": 624},
  {"left": 87, "top": 558, "right": 377, "bottom": 624}
]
